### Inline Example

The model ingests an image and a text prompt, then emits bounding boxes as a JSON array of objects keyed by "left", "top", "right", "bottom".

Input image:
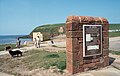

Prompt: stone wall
[{"left": 66, "top": 16, "right": 109, "bottom": 74}]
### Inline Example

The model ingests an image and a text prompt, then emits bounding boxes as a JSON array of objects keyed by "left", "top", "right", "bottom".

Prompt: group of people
[
  {"left": 16, "top": 38, "right": 27, "bottom": 48},
  {"left": 16, "top": 36, "right": 41, "bottom": 48},
  {"left": 34, "top": 36, "right": 41, "bottom": 48},
  {"left": 15, "top": 36, "right": 40, "bottom": 49},
  {"left": 16, "top": 35, "right": 54, "bottom": 49}
]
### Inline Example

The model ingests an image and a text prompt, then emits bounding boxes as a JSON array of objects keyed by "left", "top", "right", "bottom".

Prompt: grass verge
[
  {"left": 0, "top": 44, "right": 26, "bottom": 51},
  {"left": 0, "top": 44, "right": 16, "bottom": 51},
  {"left": 109, "top": 50, "right": 120, "bottom": 55},
  {"left": 109, "top": 31, "right": 120, "bottom": 37},
  {"left": 0, "top": 49, "right": 66, "bottom": 75},
  {"left": 23, "top": 49, "right": 66, "bottom": 70}
]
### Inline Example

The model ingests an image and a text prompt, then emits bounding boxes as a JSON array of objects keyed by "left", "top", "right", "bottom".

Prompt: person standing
[
  {"left": 36, "top": 36, "right": 40, "bottom": 48},
  {"left": 34, "top": 38, "right": 37, "bottom": 48},
  {"left": 16, "top": 38, "right": 21, "bottom": 48},
  {"left": 51, "top": 34, "right": 54, "bottom": 44}
]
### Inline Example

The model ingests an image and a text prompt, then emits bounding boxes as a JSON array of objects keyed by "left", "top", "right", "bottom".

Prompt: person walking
[
  {"left": 36, "top": 36, "right": 40, "bottom": 48},
  {"left": 16, "top": 38, "right": 21, "bottom": 48}
]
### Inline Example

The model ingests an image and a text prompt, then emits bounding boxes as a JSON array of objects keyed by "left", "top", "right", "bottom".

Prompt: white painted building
[{"left": 33, "top": 32, "right": 43, "bottom": 41}]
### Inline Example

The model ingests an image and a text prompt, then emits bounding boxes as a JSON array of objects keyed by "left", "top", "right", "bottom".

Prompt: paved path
[
  {"left": 75, "top": 67, "right": 120, "bottom": 76},
  {"left": 109, "top": 37, "right": 120, "bottom": 51},
  {"left": 90, "top": 67, "right": 120, "bottom": 76}
]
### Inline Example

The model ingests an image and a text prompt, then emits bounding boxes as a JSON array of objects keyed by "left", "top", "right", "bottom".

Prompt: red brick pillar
[{"left": 66, "top": 16, "right": 109, "bottom": 74}]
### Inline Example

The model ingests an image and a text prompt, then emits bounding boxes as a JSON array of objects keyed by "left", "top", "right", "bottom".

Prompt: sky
[{"left": 0, "top": 0, "right": 120, "bottom": 35}]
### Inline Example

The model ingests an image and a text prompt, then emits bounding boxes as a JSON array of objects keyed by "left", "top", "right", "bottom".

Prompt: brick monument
[{"left": 66, "top": 16, "right": 109, "bottom": 74}]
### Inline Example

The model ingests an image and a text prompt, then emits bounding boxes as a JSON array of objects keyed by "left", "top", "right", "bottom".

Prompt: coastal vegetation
[
  {"left": 29, "top": 23, "right": 65, "bottom": 40},
  {"left": 30, "top": 23, "right": 120, "bottom": 38},
  {"left": 30, "top": 23, "right": 65, "bottom": 34},
  {"left": 19, "top": 23, "right": 120, "bottom": 39},
  {"left": 30, "top": 23, "right": 65, "bottom": 36},
  {"left": 31, "top": 23, "right": 120, "bottom": 34}
]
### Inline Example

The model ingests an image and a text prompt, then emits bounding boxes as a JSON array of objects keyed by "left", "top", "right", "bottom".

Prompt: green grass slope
[{"left": 30, "top": 23, "right": 65, "bottom": 36}]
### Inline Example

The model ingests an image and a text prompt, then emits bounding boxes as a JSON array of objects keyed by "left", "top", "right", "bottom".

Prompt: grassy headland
[
  {"left": 29, "top": 23, "right": 65, "bottom": 40},
  {"left": 29, "top": 23, "right": 120, "bottom": 38},
  {"left": 30, "top": 23, "right": 65, "bottom": 36}
]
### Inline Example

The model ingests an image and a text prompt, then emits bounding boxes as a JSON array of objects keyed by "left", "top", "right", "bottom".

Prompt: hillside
[
  {"left": 30, "top": 23, "right": 65, "bottom": 37},
  {"left": 30, "top": 23, "right": 120, "bottom": 34},
  {"left": 26, "top": 23, "right": 120, "bottom": 39}
]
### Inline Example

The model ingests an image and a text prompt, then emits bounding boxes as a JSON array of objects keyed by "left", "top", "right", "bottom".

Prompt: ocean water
[{"left": 0, "top": 35, "right": 32, "bottom": 44}]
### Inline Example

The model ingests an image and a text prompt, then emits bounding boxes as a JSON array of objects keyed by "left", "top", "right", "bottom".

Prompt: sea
[{"left": 0, "top": 35, "right": 32, "bottom": 44}]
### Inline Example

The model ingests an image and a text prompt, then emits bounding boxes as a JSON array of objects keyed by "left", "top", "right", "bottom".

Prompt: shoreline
[{"left": 0, "top": 35, "right": 32, "bottom": 44}]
